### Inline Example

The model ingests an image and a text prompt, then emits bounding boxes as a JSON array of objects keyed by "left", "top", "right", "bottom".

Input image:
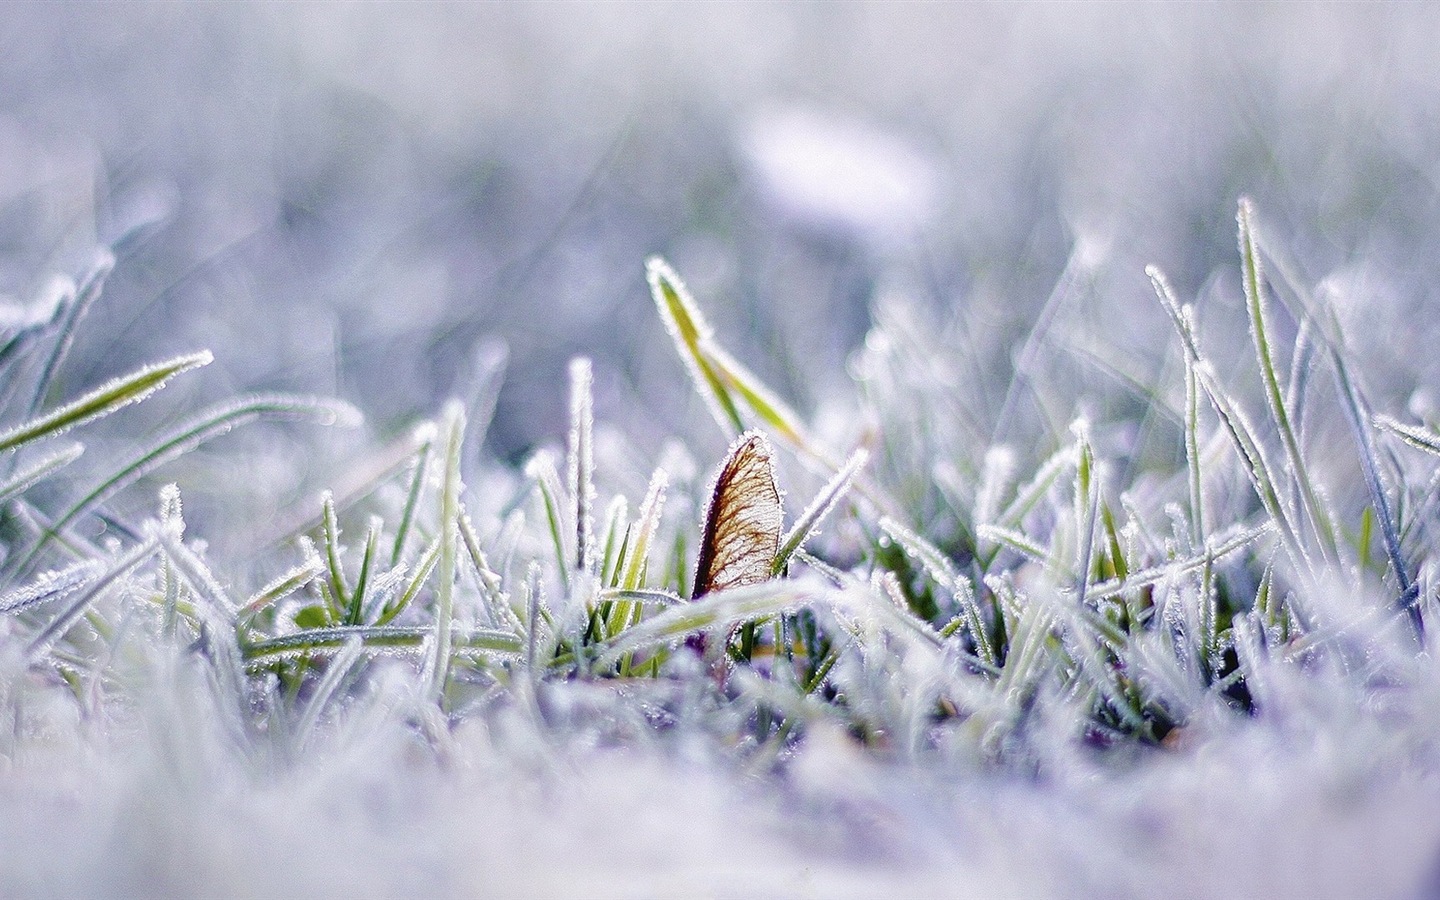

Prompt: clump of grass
[{"left": 0, "top": 198, "right": 1435, "bottom": 800}]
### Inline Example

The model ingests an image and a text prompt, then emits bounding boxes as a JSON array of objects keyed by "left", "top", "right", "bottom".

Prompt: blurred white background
[{"left": 2, "top": 2, "right": 1437, "bottom": 457}]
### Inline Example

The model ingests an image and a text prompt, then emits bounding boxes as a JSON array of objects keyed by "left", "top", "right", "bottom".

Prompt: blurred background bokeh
[{"left": 3, "top": 2, "right": 1439, "bottom": 526}]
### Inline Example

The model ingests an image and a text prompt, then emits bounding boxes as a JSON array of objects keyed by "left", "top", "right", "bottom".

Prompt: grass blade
[
  {"left": 1238, "top": 199, "right": 1338, "bottom": 565},
  {"left": 0, "top": 351, "right": 212, "bottom": 454},
  {"left": 773, "top": 447, "right": 868, "bottom": 576},
  {"left": 567, "top": 357, "right": 596, "bottom": 574},
  {"left": 427, "top": 401, "right": 466, "bottom": 701}
]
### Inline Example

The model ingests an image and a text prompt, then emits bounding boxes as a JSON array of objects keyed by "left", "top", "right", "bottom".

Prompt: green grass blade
[
  {"left": 525, "top": 450, "right": 571, "bottom": 595},
  {"left": 646, "top": 256, "right": 746, "bottom": 436},
  {"left": 0, "top": 351, "right": 212, "bottom": 454},
  {"left": 1238, "top": 199, "right": 1338, "bottom": 565},
  {"left": 594, "top": 580, "right": 812, "bottom": 668},
  {"left": 239, "top": 551, "right": 324, "bottom": 623},
  {"left": 27, "top": 536, "right": 159, "bottom": 658},
  {"left": 377, "top": 537, "right": 440, "bottom": 627},
  {"left": 345, "top": 517, "right": 381, "bottom": 626},
  {"left": 23, "top": 251, "right": 113, "bottom": 423},
  {"left": 427, "top": 401, "right": 466, "bottom": 701},
  {"left": 773, "top": 448, "right": 868, "bottom": 576},
  {"left": 320, "top": 491, "right": 349, "bottom": 620},
  {"left": 390, "top": 422, "right": 437, "bottom": 567},
  {"left": 243, "top": 625, "right": 522, "bottom": 665},
  {"left": 598, "top": 494, "right": 628, "bottom": 589},
  {"left": 621, "top": 468, "right": 668, "bottom": 591}
]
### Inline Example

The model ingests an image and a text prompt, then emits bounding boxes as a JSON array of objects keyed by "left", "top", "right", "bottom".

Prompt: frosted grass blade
[
  {"left": 427, "top": 401, "right": 466, "bottom": 701},
  {"left": 773, "top": 447, "right": 868, "bottom": 576},
  {"left": 0, "top": 351, "right": 213, "bottom": 454}
]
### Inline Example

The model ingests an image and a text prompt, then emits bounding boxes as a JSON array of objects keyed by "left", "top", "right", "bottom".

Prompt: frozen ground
[{"left": 4, "top": 4, "right": 1440, "bottom": 897}]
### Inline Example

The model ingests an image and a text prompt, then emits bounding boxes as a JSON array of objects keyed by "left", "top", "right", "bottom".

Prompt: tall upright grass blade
[
  {"left": 525, "top": 450, "right": 571, "bottom": 595},
  {"left": 621, "top": 468, "right": 668, "bottom": 592},
  {"left": 427, "top": 401, "right": 466, "bottom": 702},
  {"left": 391, "top": 422, "right": 437, "bottom": 567},
  {"left": 1238, "top": 198, "right": 1338, "bottom": 565},
  {"left": 1149, "top": 268, "right": 1308, "bottom": 576},
  {"left": 567, "top": 357, "right": 596, "bottom": 575},
  {"left": 320, "top": 491, "right": 349, "bottom": 621}
]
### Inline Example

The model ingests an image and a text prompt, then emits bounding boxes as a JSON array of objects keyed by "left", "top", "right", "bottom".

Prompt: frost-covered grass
[
  {"left": 3, "top": 195, "right": 1440, "bottom": 896},
  {"left": 8, "top": 5, "right": 1440, "bottom": 898}
]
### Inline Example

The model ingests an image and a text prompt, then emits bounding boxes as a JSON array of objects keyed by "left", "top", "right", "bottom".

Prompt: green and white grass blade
[
  {"left": 23, "top": 250, "right": 112, "bottom": 422},
  {"left": 320, "top": 491, "right": 349, "bottom": 620},
  {"left": 597, "top": 587, "right": 683, "bottom": 607},
  {"left": 606, "top": 467, "right": 668, "bottom": 641},
  {"left": 293, "top": 636, "right": 365, "bottom": 753},
  {"left": 457, "top": 513, "right": 519, "bottom": 631},
  {"left": 0, "top": 442, "right": 83, "bottom": 506},
  {"left": 243, "top": 625, "right": 522, "bottom": 667},
  {"left": 880, "top": 516, "right": 995, "bottom": 663},
  {"left": 1378, "top": 415, "right": 1440, "bottom": 457},
  {"left": 991, "top": 443, "right": 1077, "bottom": 534},
  {"left": 1150, "top": 269, "right": 1308, "bottom": 573},
  {"left": 1285, "top": 320, "right": 1317, "bottom": 441},
  {"left": 1329, "top": 346, "right": 1416, "bottom": 627},
  {"left": 426, "top": 401, "right": 466, "bottom": 702},
  {"left": 239, "top": 548, "right": 324, "bottom": 623},
  {"left": 566, "top": 357, "right": 596, "bottom": 574},
  {"left": 646, "top": 256, "right": 746, "bottom": 437},
  {"left": 344, "top": 517, "right": 381, "bottom": 625},
  {"left": 873, "top": 571, "right": 945, "bottom": 650},
  {"left": 976, "top": 525, "right": 1054, "bottom": 568},
  {"left": 1071, "top": 424, "right": 1100, "bottom": 605},
  {"left": 707, "top": 342, "right": 811, "bottom": 451},
  {"left": 598, "top": 494, "right": 628, "bottom": 588},
  {"left": 1085, "top": 522, "right": 1270, "bottom": 603},
  {"left": 1238, "top": 199, "right": 1338, "bottom": 565},
  {"left": 156, "top": 523, "right": 239, "bottom": 622},
  {"left": 16, "top": 395, "right": 359, "bottom": 580},
  {"left": 621, "top": 468, "right": 668, "bottom": 591},
  {"left": 0, "top": 351, "right": 212, "bottom": 454},
  {"left": 27, "top": 535, "right": 159, "bottom": 658},
  {"left": 522, "top": 561, "right": 546, "bottom": 673},
  {"left": 390, "top": 422, "right": 437, "bottom": 567},
  {"left": 0, "top": 559, "right": 103, "bottom": 615},
  {"left": 378, "top": 536, "right": 439, "bottom": 627},
  {"left": 158, "top": 485, "right": 184, "bottom": 640},
  {"left": 773, "top": 447, "right": 868, "bottom": 576},
  {"left": 595, "top": 580, "right": 813, "bottom": 668},
  {"left": 524, "top": 449, "right": 571, "bottom": 595}
]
